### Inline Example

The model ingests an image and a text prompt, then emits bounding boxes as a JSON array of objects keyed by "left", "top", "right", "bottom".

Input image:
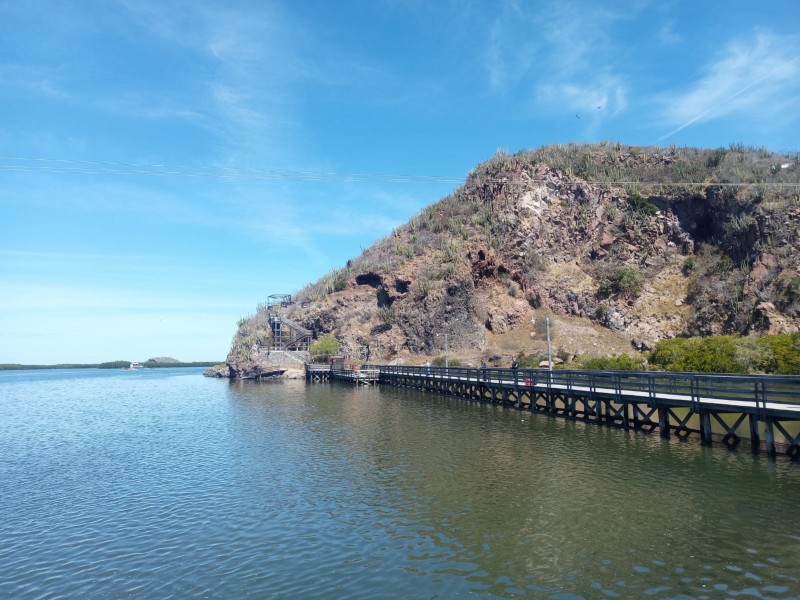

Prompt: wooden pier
[
  {"left": 330, "top": 367, "right": 380, "bottom": 386},
  {"left": 372, "top": 365, "right": 800, "bottom": 460},
  {"left": 305, "top": 364, "right": 332, "bottom": 381}
]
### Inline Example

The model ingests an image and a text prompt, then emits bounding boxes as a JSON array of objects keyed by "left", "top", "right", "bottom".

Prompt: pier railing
[
  {"left": 374, "top": 365, "right": 799, "bottom": 407},
  {"left": 330, "top": 367, "right": 380, "bottom": 385},
  {"left": 351, "top": 365, "right": 800, "bottom": 457}
]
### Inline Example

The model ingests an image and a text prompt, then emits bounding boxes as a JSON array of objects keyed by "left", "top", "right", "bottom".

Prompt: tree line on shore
[{"left": 0, "top": 361, "right": 221, "bottom": 371}]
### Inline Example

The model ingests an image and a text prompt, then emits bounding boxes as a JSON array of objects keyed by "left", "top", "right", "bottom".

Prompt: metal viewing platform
[
  {"left": 266, "top": 294, "right": 312, "bottom": 352},
  {"left": 369, "top": 365, "right": 800, "bottom": 460}
]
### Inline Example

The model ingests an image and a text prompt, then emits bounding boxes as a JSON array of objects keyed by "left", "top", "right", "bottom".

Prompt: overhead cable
[{"left": 0, "top": 156, "right": 797, "bottom": 188}]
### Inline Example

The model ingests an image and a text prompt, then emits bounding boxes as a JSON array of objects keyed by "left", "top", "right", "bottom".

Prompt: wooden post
[
  {"left": 658, "top": 406, "right": 670, "bottom": 439},
  {"left": 765, "top": 418, "right": 777, "bottom": 459},
  {"left": 699, "top": 410, "right": 712, "bottom": 446},
  {"left": 749, "top": 414, "right": 761, "bottom": 454}
]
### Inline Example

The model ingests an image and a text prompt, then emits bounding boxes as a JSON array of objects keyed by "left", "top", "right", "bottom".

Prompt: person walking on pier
[{"left": 511, "top": 358, "right": 519, "bottom": 370}]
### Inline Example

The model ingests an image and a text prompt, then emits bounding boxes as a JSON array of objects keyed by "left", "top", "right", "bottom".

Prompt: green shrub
[
  {"left": 431, "top": 356, "right": 462, "bottom": 366},
  {"left": 376, "top": 307, "right": 394, "bottom": 326},
  {"left": 627, "top": 193, "right": 658, "bottom": 218},
  {"left": 650, "top": 333, "right": 800, "bottom": 374},
  {"left": 415, "top": 279, "right": 431, "bottom": 299},
  {"left": 733, "top": 337, "right": 776, "bottom": 374},
  {"left": 649, "top": 336, "right": 744, "bottom": 373},
  {"left": 517, "top": 353, "right": 544, "bottom": 369},
  {"left": 600, "top": 266, "right": 644, "bottom": 298},
  {"left": 760, "top": 332, "right": 800, "bottom": 375},
  {"left": 395, "top": 245, "right": 414, "bottom": 259},
  {"left": 573, "top": 354, "right": 645, "bottom": 371},
  {"left": 777, "top": 276, "right": 800, "bottom": 310},
  {"left": 706, "top": 147, "right": 727, "bottom": 168},
  {"left": 310, "top": 334, "right": 340, "bottom": 356}
]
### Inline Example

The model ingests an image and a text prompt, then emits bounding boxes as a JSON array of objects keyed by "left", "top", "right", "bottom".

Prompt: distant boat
[{"left": 129, "top": 362, "right": 143, "bottom": 370}]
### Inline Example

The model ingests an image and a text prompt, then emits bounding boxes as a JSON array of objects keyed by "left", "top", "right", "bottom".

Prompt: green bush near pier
[{"left": 648, "top": 332, "right": 800, "bottom": 375}]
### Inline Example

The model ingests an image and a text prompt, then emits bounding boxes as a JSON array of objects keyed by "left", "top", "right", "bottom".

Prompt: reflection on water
[{"left": 1, "top": 369, "right": 799, "bottom": 598}]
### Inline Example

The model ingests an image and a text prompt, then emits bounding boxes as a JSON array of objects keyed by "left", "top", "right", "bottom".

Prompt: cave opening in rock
[
  {"left": 670, "top": 195, "right": 715, "bottom": 243},
  {"left": 356, "top": 272, "right": 383, "bottom": 287}
]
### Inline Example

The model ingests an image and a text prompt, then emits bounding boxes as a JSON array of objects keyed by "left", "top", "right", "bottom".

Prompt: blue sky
[{"left": 2, "top": 0, "right": 799, "bottom": 363}]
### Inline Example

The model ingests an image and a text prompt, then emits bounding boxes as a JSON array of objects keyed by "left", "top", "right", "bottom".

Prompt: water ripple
[{"left": 1, "top": 371, "right": 799, "bottom": 598}]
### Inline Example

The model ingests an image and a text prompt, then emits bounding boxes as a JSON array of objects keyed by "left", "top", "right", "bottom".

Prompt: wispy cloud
[
  {"left": 93, "top": 92, "right": 206, "bottom": 123},
  {"left": 0, "top": 282, "right": 243, "bottom": 312},
  {"left": 659, "top": 30, "right": 800, "bottom": 140},
  {"left": 106, "top": 1, "right": 311, "bottom": 163},
  {"left": 479, "top": 0, "right": 632, "bottom": 125},
  {"left": 0, "top": 249, "right": 148, "bottom": 261},
  {"left": 537, "top": 75, "right": 628, "bottom": 118},
  {"left": 0, "top": 64, "right": 69, "bottom": 98},
  {"left": 658, "top": 20, "right": 682, "bottom": 45},
  {"left": 483, "top": 6, "right": 540, "bottom": 90}
]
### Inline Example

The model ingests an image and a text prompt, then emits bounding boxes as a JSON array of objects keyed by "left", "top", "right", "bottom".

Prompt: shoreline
[{"left": 0, "top": 361, "right": 221, "bottom": 372}]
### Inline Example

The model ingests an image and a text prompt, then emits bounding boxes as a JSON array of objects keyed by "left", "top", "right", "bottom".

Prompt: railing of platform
[{"left": 369, "top": 365, "right": 800, "bottom": 412}]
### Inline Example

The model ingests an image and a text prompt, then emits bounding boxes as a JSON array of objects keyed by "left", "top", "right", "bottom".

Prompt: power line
[
  {"left": 0, "top": 156, "right": 463, "bottom": 184},
  {"left": 0, "top": 155, "right": 798, "bottom": 188}
]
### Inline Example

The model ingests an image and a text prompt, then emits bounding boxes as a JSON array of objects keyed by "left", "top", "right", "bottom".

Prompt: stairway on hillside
[{"left": 268, "top": 305, "right": 312, "bottom": 352}]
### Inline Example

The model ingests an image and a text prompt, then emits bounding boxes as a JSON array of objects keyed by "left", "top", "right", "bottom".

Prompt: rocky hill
[{"left": 227, "top": 143, "right": 800, "bottom": 377}]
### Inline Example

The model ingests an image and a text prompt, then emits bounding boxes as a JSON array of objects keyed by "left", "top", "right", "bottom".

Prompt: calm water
[{"left": 1, "top": 368, "right": 799, "bottom": 599}]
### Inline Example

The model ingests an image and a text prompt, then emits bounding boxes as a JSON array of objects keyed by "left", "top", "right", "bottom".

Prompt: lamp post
[{"left": 531, "top": 316, "right": 552, "bottom": 370}]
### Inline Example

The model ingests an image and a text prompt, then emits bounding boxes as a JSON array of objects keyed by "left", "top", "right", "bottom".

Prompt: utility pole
[
  {"left": 546, "top": 317, "right": 552, "bottom": 371},
  {"left": 437, "top": 333, "right": 449, "bottom": 368},
  {"left": 532, "top": 316, "right": 553, "bottom": 370}
]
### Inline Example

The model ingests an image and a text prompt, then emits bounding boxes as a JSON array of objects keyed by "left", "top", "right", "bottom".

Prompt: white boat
[{"left": 129, "top": 362, "right": 143, "bottom": 370}]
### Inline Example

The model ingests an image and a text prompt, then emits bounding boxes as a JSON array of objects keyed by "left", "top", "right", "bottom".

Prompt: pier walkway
[
  {"left": 370, "top": 365, "right": 800, "bottom": 460},
  {"left": 304, "top": 364, "right": 380, "bottom": 385},
  {"left": 330, "top": 367, "right": 380, "bottom": 385}
]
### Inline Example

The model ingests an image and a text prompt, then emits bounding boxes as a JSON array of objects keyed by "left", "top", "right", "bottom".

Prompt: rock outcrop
[
  {"left": 225, "top": 144, "right": 800, "bottom": 376},
  {"left": 203, "top": 364, "right": 231, "bottom": 378}
]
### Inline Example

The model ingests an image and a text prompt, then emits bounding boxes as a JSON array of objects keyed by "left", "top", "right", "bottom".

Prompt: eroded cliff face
[{"left": 226, "top": 144, "right": 800, "bottom": 377}]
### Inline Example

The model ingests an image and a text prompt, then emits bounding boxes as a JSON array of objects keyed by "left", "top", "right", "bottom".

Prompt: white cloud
[
  {"left": 537, "top": 75, "right": 628, "bottom": 118},
  {"left": 94, "top": 92, "right": 207, "bottom": 123},
  {"left": 479, "top": 0, "right": 631, "bottom": 123},
  {"left": 660, "top": 30, "right": 800, "bottom": 140},
  {"left": 483, "top": 9, "right": 539, "bottom": 90}
]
